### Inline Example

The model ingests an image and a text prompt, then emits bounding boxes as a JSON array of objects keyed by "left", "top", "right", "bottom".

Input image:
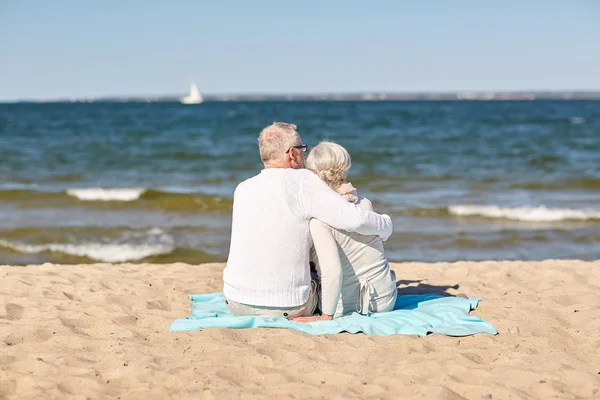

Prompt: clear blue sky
[{"left": 1, "top": 0, "right": 599, "bottom": 100}]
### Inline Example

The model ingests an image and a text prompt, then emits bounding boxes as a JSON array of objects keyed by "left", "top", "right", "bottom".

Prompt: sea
[{"left": 1, "top": 100, "right": 599, "bottom": 265}]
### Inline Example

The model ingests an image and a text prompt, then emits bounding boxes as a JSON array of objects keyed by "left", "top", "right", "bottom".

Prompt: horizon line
[{"left": 2, "top": 89, "right": 600, "bottom": 104}]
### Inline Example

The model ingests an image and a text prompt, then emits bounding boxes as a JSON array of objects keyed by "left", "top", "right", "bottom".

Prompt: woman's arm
[{"left": 293, "top": 219, "right": 342, "bottom": 322}]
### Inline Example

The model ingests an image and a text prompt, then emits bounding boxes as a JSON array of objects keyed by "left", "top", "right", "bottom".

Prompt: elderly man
[{"left": 223, "top": 122, "right": 393, "bottom": 319}]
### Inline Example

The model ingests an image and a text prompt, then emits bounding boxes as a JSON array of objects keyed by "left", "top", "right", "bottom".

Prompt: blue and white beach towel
[{"left": 170, "top": 292, "right": 497, "bottom": 337}]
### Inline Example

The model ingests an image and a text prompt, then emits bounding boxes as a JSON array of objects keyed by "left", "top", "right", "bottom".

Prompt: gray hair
[
  {"left": 258, "top": 122, "right": 300, "bottom": 163},
  {"left": 305, "top": 141, "right": 351, "bottom": 189}
]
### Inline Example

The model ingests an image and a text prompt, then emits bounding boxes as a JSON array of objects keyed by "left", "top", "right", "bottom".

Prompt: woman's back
[{"left": 310, "top": 197, "right": 397, "bottom": 317}]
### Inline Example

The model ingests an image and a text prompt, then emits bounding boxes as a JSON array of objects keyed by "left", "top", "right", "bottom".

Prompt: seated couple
[{"left": 223, "top": 122, "right": 397, "bottom": 322}]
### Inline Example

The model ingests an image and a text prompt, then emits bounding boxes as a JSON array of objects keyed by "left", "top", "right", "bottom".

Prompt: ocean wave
[
  {"left": 512, "top": 178, "right": 600, "bottom": 191},
  {"left": 66, "top": 188, "right": 146, "bottom": 201},
  {"left": 0, "top": 188, "right": 233, "bottom": 212},
  {"left": 448, "top": 205, "right": 600, "bottom": 222},
  {"left": 0, "top": 239, "right": 174, "bottom": 262},
  {"left": 0, "top": 226, "right": 229, "bottom": 264}
]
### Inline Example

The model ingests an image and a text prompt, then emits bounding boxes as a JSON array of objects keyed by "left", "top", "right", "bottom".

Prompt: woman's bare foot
[{"left": 293, "top": 314, "right": 333, "bottom": 323}]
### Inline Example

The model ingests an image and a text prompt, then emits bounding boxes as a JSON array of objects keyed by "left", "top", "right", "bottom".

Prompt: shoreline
[{"left": 1, "top": 260, "right": 599, "bottom": 399}]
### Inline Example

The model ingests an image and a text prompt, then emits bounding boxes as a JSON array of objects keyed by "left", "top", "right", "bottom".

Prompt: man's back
[{"left": 223, "top": 169, "right": 312, "bottom": 307}]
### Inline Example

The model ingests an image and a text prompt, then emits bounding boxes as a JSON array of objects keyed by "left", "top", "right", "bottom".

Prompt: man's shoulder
[
  {"left": 234, "top": 169, "right": 318, "bottom": 195},
  {"left": 271, "top": 168, "right": 314, "bottom": 177},
  {"left": 234, "top": 173, "right": 261, "bottom": 195},
  {"left": 286, "top": 168, "right": 319, "bottom": 182},
  {"left": 281, "top": 169, "right": 325, "bottom": 198},
  {"left": 260, "top": 168, "right": 320, "bottom": 189}
]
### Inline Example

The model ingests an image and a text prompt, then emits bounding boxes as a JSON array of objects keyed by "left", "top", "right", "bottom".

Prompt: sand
[{"left": 1, "top": 260, "right": 599, "bottom": 400}]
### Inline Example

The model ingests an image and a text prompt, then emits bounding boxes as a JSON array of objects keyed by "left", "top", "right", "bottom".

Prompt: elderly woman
[{"left": 294, "top": 141, "right": 398, "bottom": 322}]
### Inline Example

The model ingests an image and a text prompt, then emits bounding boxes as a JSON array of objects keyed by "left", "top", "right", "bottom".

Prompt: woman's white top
[{"left": 310, "top": 185, "right": 397, "bottom": 317}]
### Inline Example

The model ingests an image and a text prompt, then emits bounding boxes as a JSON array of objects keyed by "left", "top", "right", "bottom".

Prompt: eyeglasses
[{"left": 285, "top": 144, "right": 308, "bottom": 154}]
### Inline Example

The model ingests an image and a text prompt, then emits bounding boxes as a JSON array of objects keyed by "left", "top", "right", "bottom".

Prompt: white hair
[
  {"left": 305, "top": 141, "right": 351, "bottom": 189},
  {"left": 258, "top": 122, "right": 300, "bottom": 163}
]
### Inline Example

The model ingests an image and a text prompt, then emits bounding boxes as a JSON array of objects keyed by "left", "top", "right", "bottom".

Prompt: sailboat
[{"left": 180, "top": 82, "right": 203, "bottom": 104}]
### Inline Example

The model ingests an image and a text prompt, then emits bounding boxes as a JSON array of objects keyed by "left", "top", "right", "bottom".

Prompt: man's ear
[{"left": 288, "top": 150, "right": 299, "bottom": 167}]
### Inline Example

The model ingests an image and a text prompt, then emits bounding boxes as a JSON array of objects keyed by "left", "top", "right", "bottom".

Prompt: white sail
[{"left": 180, "top": 82, "right": 203, "bottom": 104}]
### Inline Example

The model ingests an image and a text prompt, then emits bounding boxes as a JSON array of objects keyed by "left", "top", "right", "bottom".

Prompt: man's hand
[{"left": 292, "top": 314, "right": 333, "bottom": 323}]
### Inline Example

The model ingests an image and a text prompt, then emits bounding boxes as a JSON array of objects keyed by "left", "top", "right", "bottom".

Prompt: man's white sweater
[{"left": 223, "top": 168, "right": 393, "bottom": 307}]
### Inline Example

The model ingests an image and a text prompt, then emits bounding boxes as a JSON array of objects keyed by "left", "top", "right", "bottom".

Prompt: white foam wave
[
  {"left": 570, "top": 117, "right": 585, "bottom": 124},
  {"left": 448, "top": 205, "right": 600, "bottom": 222},
  {"left": 0, "top": 240, "right": 174, "bottom": 262},
  {"left": 147, "top": 227, "right": 164, "bottom": 235},
  {"left": 66, "top": 188, "right": 146, "bottom": 201}
]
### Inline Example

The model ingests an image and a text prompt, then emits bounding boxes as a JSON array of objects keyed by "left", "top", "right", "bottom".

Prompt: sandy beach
[{"left": 1, "top": 260, "right": 599, "bottom": 399}]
